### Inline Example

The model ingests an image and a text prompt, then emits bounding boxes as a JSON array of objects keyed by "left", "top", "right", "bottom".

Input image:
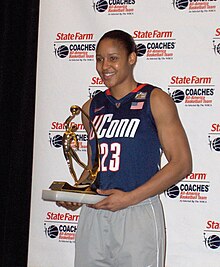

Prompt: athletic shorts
[{"left": 74, "top": 195, "right": 165, "bottom": 267}]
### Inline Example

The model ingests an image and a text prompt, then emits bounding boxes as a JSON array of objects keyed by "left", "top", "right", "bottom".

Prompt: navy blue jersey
[{"left": 89, "top": 84, "right": 162, "bottom": 192}]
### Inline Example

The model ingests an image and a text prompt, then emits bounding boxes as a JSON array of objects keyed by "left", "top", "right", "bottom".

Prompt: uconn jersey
[{"left": 89, "top": 84, "right": 162, "bottom": 192}]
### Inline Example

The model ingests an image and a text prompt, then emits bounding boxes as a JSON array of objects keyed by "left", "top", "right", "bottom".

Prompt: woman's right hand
[{"left": 56, "top": 201, "right": 82, "bottom": 211}]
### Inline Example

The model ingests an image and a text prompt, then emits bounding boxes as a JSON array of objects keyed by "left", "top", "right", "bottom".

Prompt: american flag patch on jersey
[{"left": 130, "top": 101, "right": 144, "bottom": 110}]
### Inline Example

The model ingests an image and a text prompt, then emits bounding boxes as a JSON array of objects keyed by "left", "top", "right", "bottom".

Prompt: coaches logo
[
  {"left": 133, "top": 29, "right": 176, "bottom": 61},
  {"left": 44, "top": 212, "right": 79, "bottom": 243},
  {"left": 205, "top": 235, "right": 220, "bottom": 249},
  {"left": 208, "top": 136, "right": 220, "bottom": 152},
  {"left": 168, "top": 75, "right": 215, "bottom": 107},
  {"left": 210, "top": 137, "right": 220, "bottom": 151},
  {"left": 169, "top": 89, "right": 185, "bottom": 103},
  {"left": 166, "top": 185, "right": 180, "bottom": 198},
  {"left": 54, "top": 45, "right": 69, "bottom": 58},
  {"left": 54, "top": 32, "right": 96, "bottom": 62},
  {"left": 172, "top": 0, "right": 217, "bottom": 12},
  {"left": 44, "top": 223, "right": 77, "bottom": 243},
  {"left": 136, "top": 43, "right": 147, "bottom": 57},
  {"left": 93, "top": 0, "right": 108, "bottom": 12},
  {"left": 203, "top": 220, "right": 220, "bottom": 249},
  {"left": 49, "top": 121, "right": 87, "bottom": 151},
  {"left": 92, "top": 0, "right": 135, "bottom": 15},
  {"left": 208, "top": 123, "right": 220, "bottom": 152},
  {"left": 44, "top": 224, "right": 59, "bottom": 239},
  {"left": 213, "top": 28, "right": 220, "bottom": 55},
  {"left": 173, "top": 0, "right": 189, "bottom": 10},
  {"left": 88, "top": 76, "right": 105, "bottom": 99},
  {"left": 165, "top": 172, "right": 210, "bottom": 204},
  {"left": 49, "top": 133, "right": 63, "bottom": 148}
]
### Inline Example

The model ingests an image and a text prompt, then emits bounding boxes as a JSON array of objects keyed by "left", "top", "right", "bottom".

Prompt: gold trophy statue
[{"left": 42, "top": 105, "right": 106, "bottom": 204}]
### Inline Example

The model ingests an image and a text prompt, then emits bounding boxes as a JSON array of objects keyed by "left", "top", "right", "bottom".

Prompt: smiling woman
[{"left": 58, "top": 29, "right": 192, "bottom": 267}]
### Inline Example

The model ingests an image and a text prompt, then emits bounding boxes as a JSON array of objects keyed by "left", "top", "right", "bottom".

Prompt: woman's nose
[{"left": 102, "top": 58, "right": 109, "bottom": 70}]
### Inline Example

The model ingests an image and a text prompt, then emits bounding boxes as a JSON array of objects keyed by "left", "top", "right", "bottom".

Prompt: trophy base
[
  {"left": 42, "top": 190, "right": 106, "bottom": 204},
  {"left": 42, "top": 181, "right": 106, "bottom": 204}
]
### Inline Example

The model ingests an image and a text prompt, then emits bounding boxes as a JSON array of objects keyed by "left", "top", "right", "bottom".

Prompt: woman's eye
[
  {"left": 110, "top": 56, "right": 118, "bottom": 61},
  {"left": 96, "top": 57, "right": 103, "bottom": 62}
]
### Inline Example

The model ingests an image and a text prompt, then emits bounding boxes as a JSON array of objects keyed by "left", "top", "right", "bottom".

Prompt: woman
[{"left": 59, "top": 29, "right": 192, "bottom": 267}]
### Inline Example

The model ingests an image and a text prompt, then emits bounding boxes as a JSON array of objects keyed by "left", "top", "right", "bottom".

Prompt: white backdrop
[{"left": 28, "top": 1, "right": 220, "bottom": 266}]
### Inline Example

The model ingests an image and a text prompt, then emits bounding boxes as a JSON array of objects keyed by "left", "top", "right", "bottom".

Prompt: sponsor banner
[
  {"left": 54, "top": 32, "right": 96, "bottom": 61},
  {"left": 168, "top": 75, "right": 215, "bottom": 107},
  {"left": 173, "top": 0, "right": 218, "bottom": 13},
  {"left": 28, "top": 1, "right": 220, "bottom": 267},
  {"left": 44, "top": 212, "right": 79, "bottom": 243},
  {"left": 133, "top": 29, "right": 176, "bottom": 61},
  {"left": 92, "top": 0, "right": 136, "bottom": 15},
  {"left": 165, "top": 172, "right": 211, "bottom": 204}
]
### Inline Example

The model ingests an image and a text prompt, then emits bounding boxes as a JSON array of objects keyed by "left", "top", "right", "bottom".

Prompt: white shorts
[{"left": 75, "top": 195, "right": 165, "bottom": 267}]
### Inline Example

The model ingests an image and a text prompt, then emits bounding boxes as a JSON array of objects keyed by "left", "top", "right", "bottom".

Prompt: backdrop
[{"left": 28, "top": 1, "right": 220, "bottom": 266}]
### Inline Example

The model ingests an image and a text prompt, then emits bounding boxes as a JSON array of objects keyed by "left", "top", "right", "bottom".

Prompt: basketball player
[{"left": 58, "top": 30, "right": 192, "bottom": 267}]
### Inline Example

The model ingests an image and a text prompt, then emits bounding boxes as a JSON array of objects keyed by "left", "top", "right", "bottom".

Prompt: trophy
[{"left": 42, "top": 105, "right": 106, "bottom": 204}]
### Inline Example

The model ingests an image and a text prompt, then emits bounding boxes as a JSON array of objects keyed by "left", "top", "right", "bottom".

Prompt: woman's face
[{"left": 96, "top": 38, "right": 135, "bottom": 90}]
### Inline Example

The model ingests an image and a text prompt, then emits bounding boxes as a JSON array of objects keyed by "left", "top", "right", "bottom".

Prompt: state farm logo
[
  {"left": 92, "top": 0, "right": 136, "bottom": 15},
  {"left": 54, "top": 32, "right": 96, "bottom": 61},
  {"left": 44, "top": 212, "right": 79, "bottom": 243},
  {"left": 208, "top": 123, "right": 220, "bottom": 152},
  {"left": 165, "top": 172, "right": 210, "bottom": 204},
  {"left": 213, "top": 28, "right": 220, "bottom": 55},
  {"left": 172, "top": 0, "right": 217, "bottom": 13},
  {"left": 49, "top": 121, "right": 87, "bottom": 151},
  {"left": 203, "top": 220, "right": 220, "bottom": 249},
  {"left": 88, "top": 76, "right": 105, "bottom": 99},
  {"left": 133, "top": 29, "right": 176, "bottom": 61},
  {"left": 168, "top": 75, "right": 215, "bottom": 107}
]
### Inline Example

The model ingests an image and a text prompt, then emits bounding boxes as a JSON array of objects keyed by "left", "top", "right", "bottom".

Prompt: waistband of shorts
[{"left": 129, "top": 195, "right": 159, "bottom": 208}]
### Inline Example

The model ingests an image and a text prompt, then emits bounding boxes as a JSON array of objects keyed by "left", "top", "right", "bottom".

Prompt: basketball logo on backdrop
[
  {"left": 169, "top": 89, "right": 185, "bottom": 103},
  {"left": 172, "top": 0, "right": 189, "bottom": 10},
  {"left": 168, "top": 75, "right": 215, "bottom": 107},
  {"left": 93, "top": 0, "right": 108, "bottom": 12},
  {"left": 136, "top": 43, "right": 146, "bottom": 57},
  {"left": 165, "top": 172, "right": 210, "bottom": 204},
  {"left": 92, "top": 0, "right": 136, "bottom": 15},
  {"left": 210, "top": 137, "right": 220, "bottom": 152},
  {"left": 54, "top": 45, "right": 69, "bottom": 58},
  {"left": 203, "top": 220, "right": 220, "bottom": 250},
  {"left": 172, "top": 0, "right": 217, "bottom": 12},
  {"left": 44, "top": 224, "right": 59, "bottom": 239},
  {"left": 166, "top": 185, "right": 180, "bottom": 198},
  {"left": 49, "top": 133, "right": 63, "bottom": 148}
]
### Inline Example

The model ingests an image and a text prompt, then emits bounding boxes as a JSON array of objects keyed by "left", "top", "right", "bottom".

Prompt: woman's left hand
[{"left": 87, "top": 189, "right": 134, "bottom": 212}]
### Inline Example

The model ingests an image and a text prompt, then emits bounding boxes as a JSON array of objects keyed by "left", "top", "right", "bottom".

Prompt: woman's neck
[{"left": 109, "top": 80, "right": 138, "bottom": 100}]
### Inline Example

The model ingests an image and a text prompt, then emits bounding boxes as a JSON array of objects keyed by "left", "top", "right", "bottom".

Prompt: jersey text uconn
[{"left": 89, "top": 114, "right": 140, "bottom": 139}]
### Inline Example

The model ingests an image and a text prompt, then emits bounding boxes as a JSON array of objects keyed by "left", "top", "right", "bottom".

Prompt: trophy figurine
[{"left": 42, "top": 105, "right": 105, "bottom": 204}]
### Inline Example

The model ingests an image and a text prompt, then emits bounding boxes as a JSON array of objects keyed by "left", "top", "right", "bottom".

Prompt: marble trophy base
[{"left": 42, "top": 181, "right": 106, "bottom": 204}]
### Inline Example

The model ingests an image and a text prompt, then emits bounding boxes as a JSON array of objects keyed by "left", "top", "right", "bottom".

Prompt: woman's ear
[{"left": 128, "top": 52, "right": 137, "bottom": 66}]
